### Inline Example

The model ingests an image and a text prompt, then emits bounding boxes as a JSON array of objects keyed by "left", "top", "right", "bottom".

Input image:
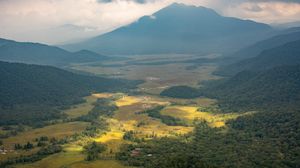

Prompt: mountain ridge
[
  {"left": 63, "top": 3, "right": 273, "bottom": 55},
  {"left": 0, "top": 38, "right": 108, "bottom": 66}
]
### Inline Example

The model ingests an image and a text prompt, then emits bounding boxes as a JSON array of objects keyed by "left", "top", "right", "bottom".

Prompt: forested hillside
[
  {"left": 218, "top": 38, "right": 300, "bottom": 76},
  {"left": 229, "top": 30, "right": 300, "bottom": 60},
  {"left": 204, "top": 65, "right": 300, "bottom": 111},
  {"left": 0, "top": 61, "right": 141, "bottom": 125},
  {"left": 0, "top": 38, "right": 108, "bottom": 66},
  {"left": 142, "top": 66, "right": 300, "bottom": 168}
]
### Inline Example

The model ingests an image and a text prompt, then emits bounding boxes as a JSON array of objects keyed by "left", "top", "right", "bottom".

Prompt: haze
[{"left": 1, "top": 0, "right": 300, "bottom": 44}]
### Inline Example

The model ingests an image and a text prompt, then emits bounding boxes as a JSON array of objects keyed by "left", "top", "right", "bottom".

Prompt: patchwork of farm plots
[{"left": 3, "top": 93, "right": 253, "bottom": 168}]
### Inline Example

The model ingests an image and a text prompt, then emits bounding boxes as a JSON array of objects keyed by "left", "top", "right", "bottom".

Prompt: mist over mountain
[
  {"left": 228, "top": 30, "right": 300, "bottom": 61},
  {"left": 0, "top": 38, "right": 108, "bottom": 66},
  {"left": 218, "top": 39, "right": 300, "bottom": 76},
  {"left": 63, "top": 3, "right": 273, "bottom": 55}
]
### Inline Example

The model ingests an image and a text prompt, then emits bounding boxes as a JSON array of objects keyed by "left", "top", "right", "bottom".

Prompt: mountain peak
[
  {"left": 63, "top": 3, "right": 272, "bottom": 54},
  {"left": 154, "top": 2, "right": 219, "bottom": 18}
]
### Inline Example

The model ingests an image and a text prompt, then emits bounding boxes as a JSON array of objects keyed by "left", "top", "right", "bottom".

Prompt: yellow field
[
  {"left": 115, "top": 96, "right": 141, "bottom": 107},
  {"left": 161, "top": 105, "right": 253, "bottom": 128},
  {"left": 64, "top": 96, "right": 98, "bottom": 119},
  {"left": 4, "top": 91, "right": 246, "bottom": 168},
  {"left": 92, "top": 93, "right": 114, "bottom": 99}
]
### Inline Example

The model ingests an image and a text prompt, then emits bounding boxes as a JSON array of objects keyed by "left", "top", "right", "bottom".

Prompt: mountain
[
  {"left": 218, "top": 39, "right": 300, "bottom": 76},
  {"left": 228, "top": 30, "right": 300, "bottom": 61},
  {"left": 0, "top": 61, "right": 140, "bottom": 125},
  {"left": 161, "top": 65, "right": 300, "bottom": 112},
  {"left": 205, "top": 65, "right": 300, "bottom": 111},
  {"left": 0, "top": 38, "right": 108, "bottom": 66},
  {"left": 63, "top": 3, "right": 272, "bottom": 54}
]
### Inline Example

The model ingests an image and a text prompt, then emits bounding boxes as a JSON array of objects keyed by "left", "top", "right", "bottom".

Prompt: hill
[
  {"left": 228, "top": 30, "right": 300, "bottom": 61},
  {"left": 63, "top": 3, "right": 272, "bottom": 54},
  {"left": 0, "top": 61, "right": 140, "bottom": 125},
  {"left": 134, "top": 65, "right": 300, "bottom": 167},
  {"left": 217, "top": 39, "right": 300, "bottom": 76},
  {"left": 162, "top": 65, "right": 300, "bottom": 112},
  {"left": 0, "top": 38, "right": 108, "bottom": 66},
  {"left": 205, "top": 65, "right": 300, "bottom": 111}
]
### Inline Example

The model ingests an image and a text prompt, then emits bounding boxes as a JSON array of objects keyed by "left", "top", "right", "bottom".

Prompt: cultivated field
[{"left": 3, "top": 54, "right": 235, "bottom": 167}]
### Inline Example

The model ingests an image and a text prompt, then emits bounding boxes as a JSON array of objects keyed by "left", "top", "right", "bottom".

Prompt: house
[{"left": 130, "top": 148, "right": 142, "bottom": 157}]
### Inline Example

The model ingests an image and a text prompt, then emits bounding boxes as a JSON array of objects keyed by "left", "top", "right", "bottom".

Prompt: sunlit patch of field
[
  {"left": 161, "top": 106, "right": 253, "bottom": 128},
  {"left": 112, "top": 98, "right": 193, "bottom": 138},
  {"left": 95, "top": 131, "right": 124, "bottom": 143},
  {"left": 92, "top": 93, "right": 114, "bottom": 99},
  {"left": 115, "top": 96, "right": 141, "bottom": 107},
  {"left": 64, "top": 96, "right": 98, "bottom": 119},
  {"left": 64, "top": 144, "right": 84, "bottom": 152}
]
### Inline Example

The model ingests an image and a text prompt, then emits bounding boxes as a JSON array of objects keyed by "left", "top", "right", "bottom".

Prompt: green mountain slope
[
  {"left": 218, "top": 39, "right": 300, "bottom": 76},
  {"left": 0, "top": 61, "right": 140, "bottom": 125},
  {"left": 205, "top": 65, "right": 300, "bottom": 111},
  {"left": 0, "top": 38, "right": 108, "bottom": 66}
]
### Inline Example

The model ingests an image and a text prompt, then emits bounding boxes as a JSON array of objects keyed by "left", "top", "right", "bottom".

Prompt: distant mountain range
[
  {"left": 218, "top": 39, "right": 300, "bottom": 76},
  {"left": 228, "top": 30, "right": 300, "bottom": 61},
  {"left": 0, "top": 38, "right": 108, "bottom": 66},
  {"left": 63, "top": 3, "right": 273, "bottom": 55}
]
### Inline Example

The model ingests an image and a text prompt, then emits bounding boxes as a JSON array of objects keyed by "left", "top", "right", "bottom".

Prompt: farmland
[{"left": 1, "top": 53, "right": 239, "bottom": 168}]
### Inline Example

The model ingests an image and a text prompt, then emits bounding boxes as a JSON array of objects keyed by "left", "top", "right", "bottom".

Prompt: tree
[
  {"left": 84, "top": 141, "right": 107, "bottom": 161},
  {"left": 23, "top": 142, "right": 34, "bottom": 150}
]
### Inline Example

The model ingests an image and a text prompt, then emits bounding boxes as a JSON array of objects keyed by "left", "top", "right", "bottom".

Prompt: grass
[
  {"left": 2, "top": 122, "right": 89, "bottom": 150},
  {"left": 15, "top": 152, "right": 134, "bottom": 168},
  {"left": 0, "top": 122, "right": 89, "bottom": 162},
  {"left": 95, "top": 131, "right": 124, "bottom": 143},
  {"left": 161, "top": 105, "right": 253, "bottom": 128},
  {"left": 14, "top": 151, "right": 85, "bottom": 168},
  {"left": 115, "top": 96, "right": 141, "bottom": 107},
  {"left": 64, "top": 95, "right": 98, "bottom": 119},
  {"left": 69, "top": 160, "right": 135, "bottom": 168},
  {"left": 4, "top": 92, "right": 251, "bottom": 167},
  {"left": 69, "top": 54, "right": 220, "bottom": 95}
]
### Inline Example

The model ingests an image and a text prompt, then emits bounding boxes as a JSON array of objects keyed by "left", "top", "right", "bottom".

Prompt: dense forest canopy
[{"left": 0, "top": 61, "right": 141, "bottom": 125}]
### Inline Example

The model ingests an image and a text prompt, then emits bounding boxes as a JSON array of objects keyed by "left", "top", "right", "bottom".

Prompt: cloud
[{"left": 0, "top": 0, "right": 299, "bottom": 44}]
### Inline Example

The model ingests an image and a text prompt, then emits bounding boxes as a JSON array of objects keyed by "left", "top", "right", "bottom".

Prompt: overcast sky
[{"left": 0, "top": 0, "right": 300, "bottom": 44}]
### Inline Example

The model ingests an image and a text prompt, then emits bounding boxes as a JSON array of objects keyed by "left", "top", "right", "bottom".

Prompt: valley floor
[{"left": 0, "top": 53, "right": 251, "bottom": 168}]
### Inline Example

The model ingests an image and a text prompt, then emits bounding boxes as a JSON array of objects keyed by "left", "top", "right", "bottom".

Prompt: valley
[
  {"left": 1, "top": 2, "right": 300, "bottom": 168},
  {"left": 0, "top": 54, "right": 247, "bottom": 167},
  {"left": 69, "top": 53, "right": 221, "bottom": 94}
]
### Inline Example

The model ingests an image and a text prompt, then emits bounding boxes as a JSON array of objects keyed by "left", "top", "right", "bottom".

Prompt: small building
[{"left": 130, "top": 148, "right": 142, "bottom": 157}]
